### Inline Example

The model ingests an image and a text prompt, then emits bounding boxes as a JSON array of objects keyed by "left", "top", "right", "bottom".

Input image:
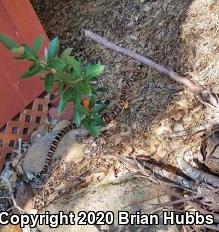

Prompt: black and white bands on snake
[
  {"left": 39, "top": 123, "right": 76, "bottom": 175},
  {"left": 35, "top": 77, "right": 134, "bottom": 178}
]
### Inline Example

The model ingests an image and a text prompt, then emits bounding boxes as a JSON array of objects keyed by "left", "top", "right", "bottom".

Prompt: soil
[{"left": 30, "top": 0, "right": 219, "bottom": 165}]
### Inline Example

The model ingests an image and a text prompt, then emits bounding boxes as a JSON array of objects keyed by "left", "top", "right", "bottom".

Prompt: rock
[
  {"left": 14, "top": 182, "right": 34, "bottom": 213},
  {"left": 31, "top": 128, "right": 48, "bottom": 144},
  {"left": 52, "top": 129, "right": 87, "bottom": 162},
  {"left": 23, "top": 130, "right": 58, "bottom": 174},
  {"left": 22, "top": 129, "right": 87, "bottom": 174},
  {"left": 156, "top": 121, "right": 172, "bottom": 136},
  {"left": 37, "top": 174, "right": 179, "bottom": 232},
  {"left": 173, "top": 123, "right": 184, "bottom": 132},
  {"left": 64, "top": 142, "right": 83, "bottom": 163},
  {"left": 53, "top": 120, "right": 70, "bottom": 131}
]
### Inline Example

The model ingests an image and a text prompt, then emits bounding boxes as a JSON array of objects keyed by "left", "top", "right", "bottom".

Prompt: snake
[
  {"left": 29, "top": 77, "right": 134, "bottom": 210},
  {"left": 27, "top": 77, "right": 134, "bottom": 184}
]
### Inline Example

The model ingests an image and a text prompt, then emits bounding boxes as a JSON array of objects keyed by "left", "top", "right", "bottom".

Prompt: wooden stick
[
  {"left": 84, "top": 30, "right": 203, "bottom": 94},
  {"left": 134, "top": 188, "right": 219, "bottom": 213},
  {"left": 177, "top": 157, "right": 219, "bottom": 188}
]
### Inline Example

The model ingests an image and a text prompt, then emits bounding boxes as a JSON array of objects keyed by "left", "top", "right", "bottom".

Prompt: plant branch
[{"left": 84, "top": 30, "right": 203, "bottom": 95}]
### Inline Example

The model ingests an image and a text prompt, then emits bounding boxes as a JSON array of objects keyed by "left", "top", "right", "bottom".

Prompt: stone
[
  {"left": 156, "top": 121, "right": 172, "bottom": 136},
  {"left": 31, "top": 128, "right": 48, "bottom": 144},
  {"left": 173, "top": 123, "right": 184, "bottom": 132},
  {"left": 22, "top": 129, "right": 87, "bottom": 174},
  {"left": 64, "top": 142, "right": 83, "bottom": 163},
  {"left": 53, "top": 120, "right": 70, "bottom": 131},
  {"left": 15, "top": 182, "right": 34, "bottom": 213},
  {"left": 23, "top": 130, "right": 58, "bottom": 174},
  {"left": 37, "top": 175, "right": 179, "bottom": 232}
]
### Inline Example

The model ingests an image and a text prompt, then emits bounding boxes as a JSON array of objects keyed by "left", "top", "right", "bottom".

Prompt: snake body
[
  {"left": 28, "top": 77, "right": 133, "bottom": 183},
  {"left": 39, "top": 123, "right": 76, "bottom": 175}
]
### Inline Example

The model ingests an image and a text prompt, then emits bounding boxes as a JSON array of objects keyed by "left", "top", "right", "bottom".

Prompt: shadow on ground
[{"left": 31, "top": 0, "right": 194, "bottom": 127}]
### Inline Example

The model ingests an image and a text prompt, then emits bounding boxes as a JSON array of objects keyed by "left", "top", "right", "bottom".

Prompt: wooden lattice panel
[
  {"left": 0, "top": 95, "right": 50, "bottom": 172},
  {"left": 0, "top": 0, "right": 49, "bottom": 128}
]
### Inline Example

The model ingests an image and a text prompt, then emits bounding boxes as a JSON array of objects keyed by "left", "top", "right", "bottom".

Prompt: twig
[
  {"left": 106, "top": 155, "right": 219, "bottom": 223},
  {"left": 18, "top": 138, "right": 22, "bottom": 156},
  {"left": 130, "top": 187, "right": 219, "bottom": 213},
  {"left": 177, "top": 157, "right": 219, "bottom": 187},
  {"left": 200, "top": 224, "right": 219, "bottom": 231},
  {"left": 137, "top": 159, "right": 199, "bottom": 192},
  {"left": 84, "top": 30, "right": 202, "bottom": 94},
  {"left": 107, "top": 155, "right": 199, "bottom": 192},
  {"left": 162, "top": 185, "right": 219, "bottom": 223}
]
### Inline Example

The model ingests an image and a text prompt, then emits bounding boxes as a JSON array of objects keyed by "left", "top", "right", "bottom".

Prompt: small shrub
[{"left": 0, "top": 34, "right": 107, "bottom": 136}]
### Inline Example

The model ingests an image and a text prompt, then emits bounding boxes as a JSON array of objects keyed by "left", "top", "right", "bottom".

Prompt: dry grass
[{"left": 31, "top": 0, "right": 219, "bottom": 168}]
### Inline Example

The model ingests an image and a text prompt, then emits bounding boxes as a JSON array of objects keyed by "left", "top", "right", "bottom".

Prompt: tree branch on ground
[
  {"left": 84, "top": 30, "right": 219, "bottom": 110},
  {"left": 84, "top": 30, "right": 202, "bottom": 94}
]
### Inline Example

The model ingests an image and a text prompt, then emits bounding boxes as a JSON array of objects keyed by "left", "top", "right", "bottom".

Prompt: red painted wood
[{"left": 0, "top": 0, "right": 49, "bottom": 128}]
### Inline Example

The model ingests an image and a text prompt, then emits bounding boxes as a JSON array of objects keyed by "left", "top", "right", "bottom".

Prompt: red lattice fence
[
  {"left": 0, "top": 0, "right": 49, "bottom": 172},
  {"left": 0, "top": 95, "right": 50, "bottom": 172}
]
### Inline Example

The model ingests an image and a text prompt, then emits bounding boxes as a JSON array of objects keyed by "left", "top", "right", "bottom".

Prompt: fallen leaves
[{"left": 167, "top": 107, "right": 188, "bottom": 121}]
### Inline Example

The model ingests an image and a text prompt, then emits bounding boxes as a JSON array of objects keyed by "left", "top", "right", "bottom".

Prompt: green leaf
[
  {"left": 61, "top": 48, "right": 73, "bottom": 62},
  {"left": 71, "top": 88, "right": 80, "bottom": 105},
  {"left": 47, "top": 37, "right": 59, "bottom": 60},
  {"left": 48, "top": 58, "right": 66, "bottom": 71},
  {"left": 44, "top": 74, "right": 54, "bottom": 93},
  {"left": 85, "top": 64, "right": 104, "bottom": 80},
  {"left": 0, "top": 34, "right": 18, "bottom": 50},
  {"left": 89, "top": 95, "right": 97, "bottom": 108},
  {"left": 92, "top": 104, "right": 106, "bottom": 114},
  {"left": 58, "top": 81, "right": 64, "bottom": 95},
  {"left": 23, "top": 45, "right": 37, "bottom": 61},
  {"left": 58, "top": 88, "right": 73, "bottom": 113},
  {"left": 67, "top": 56, "right": 82, "bottom": 76},
  {"left": 87, "top": 121, "right": 100, "bottom": 137},
  {"left": 32, "top": 35, "right": 44, "bottom": 54},
  {"left": 78, "top": 82, "right": 92, "bottom": 96},
  {"left": 74, "top": 109, "right": 81, "bottom": 126},
  {"left": 63, "top": 88, "right": 73, "bottom": 103},
  {"left": 58, "top": 98, "right": 65, "bottom": 113},
  {"left": 75, "top": 103, "right": 90, "bottom": 116},
  {"left": 93, "top": 115, "right": 104, "bottom": 127},
  {"left": 54, "top": 71, "right": 74, "bottom": 82},
  {"left": 81, "top": 117, "right": 90, "bottom": 127},
  {"left": 21, "top": 64, "right": 43, "bottom": 79}
]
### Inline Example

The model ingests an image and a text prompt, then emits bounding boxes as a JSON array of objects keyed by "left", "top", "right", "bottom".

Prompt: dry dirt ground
[
  {"left": 1, "top": 2, "right": 219, "bottom": 232},
  {"left": 31, "top": 0, "right": 219, "bottom": 167}
]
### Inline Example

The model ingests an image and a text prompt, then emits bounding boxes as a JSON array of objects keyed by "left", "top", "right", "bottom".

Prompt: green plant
[{"left": 0, "top": 34, "right": 107, "bottom": 136}]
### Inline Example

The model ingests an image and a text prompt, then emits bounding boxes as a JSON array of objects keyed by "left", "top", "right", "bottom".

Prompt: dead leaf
[
  {"left": 105, "top": 167, "right": 116, "bottom": 181},
  {"left": 168, "top": 108, "right": 188, "bottom": 121},
  {"left": 123, "top": 100, "right": 129, "bottom": 109},
  {"left": 114, "top": 134, "right": 123, "bottom": 145},
  {"left": 85, "top": 172, "right": 106, "bottom": 183}
]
